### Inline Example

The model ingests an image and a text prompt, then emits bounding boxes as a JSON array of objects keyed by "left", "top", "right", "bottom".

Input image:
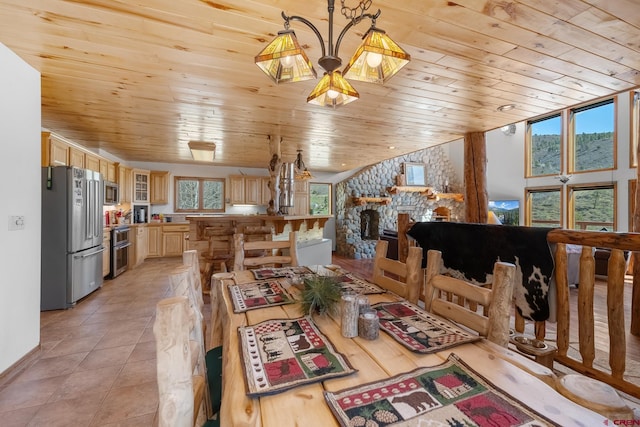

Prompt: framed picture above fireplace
[{"left": 404, "top": 162, "right": 426, "bottom": 186}]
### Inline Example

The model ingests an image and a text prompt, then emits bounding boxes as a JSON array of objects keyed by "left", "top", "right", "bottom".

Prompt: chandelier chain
[{"left": 340, "top": 0, "right": 373, "bottom": 21}]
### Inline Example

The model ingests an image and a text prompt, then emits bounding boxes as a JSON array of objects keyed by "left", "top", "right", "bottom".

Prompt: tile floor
[{"left": 0, "top": 257, "right": 185, "bottom": 427}]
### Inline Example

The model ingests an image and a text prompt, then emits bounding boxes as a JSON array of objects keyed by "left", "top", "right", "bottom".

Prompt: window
[
  {"left": 568, "top": 183, "right": 616, "bottom": 231},
  {"left": 631, "top": 91, "right": 640, "bottom": 168},
  {"left": 629, "top": 179, "right": 636, "bottom": 231},
  {"left": 569, "top": 99, "right": 616, "bottom": 173},
  {"left": 526, "top": 114, "right": 562, "bottom": 177},
  {"left": 309, "top": 183, "right": 332, "bottom": 215},
  {"left": 174, "top": 176, "right": 225, "bottom": 212},
  {"left": 525, "top": 187, "right": 562, "bottom": 227}
]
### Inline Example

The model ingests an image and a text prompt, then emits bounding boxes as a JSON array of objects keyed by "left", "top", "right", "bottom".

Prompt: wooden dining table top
[{"left": 210, "top": 267, "right": 608, "bottom": 427}]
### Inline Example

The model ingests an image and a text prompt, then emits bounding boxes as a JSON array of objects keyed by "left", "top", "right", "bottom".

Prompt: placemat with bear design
[{"left": 324, "top": 353, "right": 560, "bottom": 427}]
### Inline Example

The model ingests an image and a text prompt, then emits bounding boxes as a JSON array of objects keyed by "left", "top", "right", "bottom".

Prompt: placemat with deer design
[
  {"left": 324, "top": 353, "right": 560, "bottom": 427},
  {"left": 238, "top": 317, "right": 357, "bottom": 396},
  {"left": 251, "top": 266, "right": 312, "bottom": 280},
  {"left": 228, "top": 279, "right": 296, "bottom": 313},
  {"left": 372, "top": 301, "right": 481, "bottom": 354}
]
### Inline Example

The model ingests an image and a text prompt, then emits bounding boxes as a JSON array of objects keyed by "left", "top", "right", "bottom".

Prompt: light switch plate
[{"left": 8, "top": 215, "right": 25, "bottom": 231}]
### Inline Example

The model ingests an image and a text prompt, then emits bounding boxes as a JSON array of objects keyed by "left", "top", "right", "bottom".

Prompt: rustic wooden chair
[
  {"left": 201, "top": 224, "right": 236, "bottom": 289},
  {"left": 233, "top": 231, "right": 298, "bottom": 271},
  {"left": 168, "top": 267, "right": 223, "bottom": 424},
  {"left": 183, "top": 249, "right": 205, "bottom": 310},
  {"left": 423, "top": 249, "right": 515, "bottom": 347},
  {"left": 372, "top": 239, "right": 423, "bottom": 305}
]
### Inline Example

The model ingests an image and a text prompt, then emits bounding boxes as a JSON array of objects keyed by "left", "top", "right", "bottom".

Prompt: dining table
[{"left": 209, "top": 266, "right": 609, "bottom": 427}]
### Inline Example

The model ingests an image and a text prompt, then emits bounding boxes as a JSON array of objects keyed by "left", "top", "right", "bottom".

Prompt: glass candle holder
[{"left": 357, "top": 294, "right": 369, "bottom": 315}]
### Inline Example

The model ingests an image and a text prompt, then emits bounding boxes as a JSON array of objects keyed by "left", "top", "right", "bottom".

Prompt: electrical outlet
[{"left": 8, "top": 215, "right": 25, "bottom": 231}]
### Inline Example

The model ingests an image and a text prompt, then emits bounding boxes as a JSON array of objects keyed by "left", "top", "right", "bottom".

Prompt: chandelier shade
[
  {"left": 254, "top": 29, "right": 317, "bottom": 83},
  {"left": 307, "top": 71, "right": 359, "bottom": 108},
  {"left": 255, "top": 0, "right": 410, "bottom": 106},
  {"left": 343, "top": 27, "right": 411, "bottom": 83}
]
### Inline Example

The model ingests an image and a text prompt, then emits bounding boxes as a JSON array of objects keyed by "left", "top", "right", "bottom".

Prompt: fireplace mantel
[{"left": 352, "top": 196, "right": 391, "bottom": 206}]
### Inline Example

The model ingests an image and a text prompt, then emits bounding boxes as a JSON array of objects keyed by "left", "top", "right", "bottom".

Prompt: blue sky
[{"left": 532, "top": 103, "right": 614, "bottom": 135}]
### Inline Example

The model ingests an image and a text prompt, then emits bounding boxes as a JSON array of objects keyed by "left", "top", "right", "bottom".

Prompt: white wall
[
  {"left": 0, "top": 43, "right": 41, "bottom": 373},
  {"left": 447, "top": 91, "right": 637, "bottom": 229}
]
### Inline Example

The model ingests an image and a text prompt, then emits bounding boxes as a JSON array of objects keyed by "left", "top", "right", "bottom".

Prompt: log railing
[
  {"left": 397, "top": 213, "right": 640, "bottom": 398},
  {"left": 547, "top": 229, "right": 640, "bottom": 398}
]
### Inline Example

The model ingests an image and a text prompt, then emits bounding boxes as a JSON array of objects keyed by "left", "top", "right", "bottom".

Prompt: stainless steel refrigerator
[{"left": 41, "top": 166, "right": 104, "bottom": 310}]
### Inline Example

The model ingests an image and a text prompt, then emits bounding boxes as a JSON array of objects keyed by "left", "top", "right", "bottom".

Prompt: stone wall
[{"left": 335, "top": 146, "right": 464, "bottom": 259}]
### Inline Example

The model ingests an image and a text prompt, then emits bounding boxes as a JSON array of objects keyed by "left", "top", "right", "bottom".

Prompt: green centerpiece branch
[{"left": 299, "top": 276, "right": 342, "bottom": 316}]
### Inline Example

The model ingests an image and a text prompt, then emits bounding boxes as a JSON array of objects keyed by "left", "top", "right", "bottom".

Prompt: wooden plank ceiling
[{"left": 1, "top": 0, "right": 639, "bottom": 172}]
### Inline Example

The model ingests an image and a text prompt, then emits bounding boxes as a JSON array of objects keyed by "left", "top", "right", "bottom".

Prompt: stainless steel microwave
[{"left": 104, "top": 181, "right": 119, "bottom": 205}]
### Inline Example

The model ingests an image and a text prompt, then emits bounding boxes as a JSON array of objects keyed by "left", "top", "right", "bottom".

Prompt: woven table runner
[
  {"left": 372, "top": 301, "right": 481, "bottom": 354},
  {"left": 251, "top": 266, "right": 312, "bottom": 280},
  {"left": 324, "top": 353, "right": 560, "bottom": 427},
  {"left": 335, "top": 273, "right": 385, "bottom": 295},
  {"left": 228, "top": 279, "right": 296, "bottom": 313},
  {"left": 238, "top": 316, "right": 357, "bottom": 396}
]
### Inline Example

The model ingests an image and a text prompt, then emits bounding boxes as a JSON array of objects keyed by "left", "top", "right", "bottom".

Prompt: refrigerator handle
[
  {"left": 95, "top": 179, "right": 101, "bottom": 238},
  {"left": 86, "top": 178, "right": 92, "bottom": 240},
  {"left": 91, "top": 180, "right": 100, "bottom": 238}
]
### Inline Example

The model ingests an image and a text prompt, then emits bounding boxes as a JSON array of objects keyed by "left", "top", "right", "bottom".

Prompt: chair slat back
[
  {"left": 233, "top": 231, "right": 298, "bottom": 271},
  {"left": 424, "top": 249, "right": 515, "bottom": 347},
  {"left": 372, "top": 240, "right": 422, "bottom": 304}
]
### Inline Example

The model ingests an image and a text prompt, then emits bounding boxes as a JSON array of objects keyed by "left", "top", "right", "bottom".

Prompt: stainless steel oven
[{"left": 110, "top": 225, "right": 131, "bottom": 278}]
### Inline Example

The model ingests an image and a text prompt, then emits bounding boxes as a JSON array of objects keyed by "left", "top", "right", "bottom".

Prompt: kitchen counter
[{"left": 187, "top": 214, "right": 331, "bottom": 233}]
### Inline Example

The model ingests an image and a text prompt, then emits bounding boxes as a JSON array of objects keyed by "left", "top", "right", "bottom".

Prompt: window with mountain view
[
  {"left": 526, "top": 114, "right": 562, "bottom": 177},
  {"left": 568, "top": 184, "right": 616, "bottom": 231},
  {"left": 309, "top": 183, "right": 331, "bottom": 215},
  {"left": 570, "top": 99, "right": 615, "bottom": 172},
  {"left": 525, "top": 187, "right": 562, "bottom": 227},
  {"left": 174, "top": 176, "right": 225, "bottom": 212},
  {"left": 631, "top": 91, "right": 640, "bottom": 167}
]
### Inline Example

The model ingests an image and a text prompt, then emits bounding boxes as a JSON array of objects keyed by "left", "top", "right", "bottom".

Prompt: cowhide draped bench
[{"left": 407, "top": 221, "right": 555, "bottom": 325}]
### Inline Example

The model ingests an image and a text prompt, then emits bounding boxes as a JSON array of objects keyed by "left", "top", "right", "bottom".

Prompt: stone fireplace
[
  {"left": 360, "top": 209, "right": 380, "bottom": 240},
  {"left": 335, "top": 145, "right": 464, "bottom": 259}
]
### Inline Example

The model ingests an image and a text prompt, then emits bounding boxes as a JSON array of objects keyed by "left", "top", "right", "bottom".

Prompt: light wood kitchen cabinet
[
  {"left": 150, "top": 170, "right": 170, "bottom": 205},
  {"left": 102, "top": 229, "right": 111, "bottom": 278},
  {"left": 147, "top": 226, "right": 162, "bottom": 258},
  {"left": 162, "top": 224, "right": 189, "bottom": 257},
  {"left": 292, "top": 179, "right": 310, "bottom": 215},
  {"left": 133, "top": 169, "right": 150, "bottom": 203},
  {"left": 85, "top": 153, "right": 100, "bottom": 172},
  {"left": 100, "top": 159, "right": 117, "bottom": 182},
  {"left": 229, "top": 174, "right": 267, "bottom": 205},
  {"left": 117, "top": 164, "right": 132, "bottom": 204},
  {"left": 41, "top": 131, "right": 116, "bottom": 177},
  {"left": 42, "top": 133, "right": 69, "bottom": 166},
  {"left": 229, "top": 175, "right": 245, "bottom": 205},
  {"left": 69, "top": 146, "right": 85, "bottom": 168},
  {"left": 244, "top": 176, "right": 261, "bottom": 205}
]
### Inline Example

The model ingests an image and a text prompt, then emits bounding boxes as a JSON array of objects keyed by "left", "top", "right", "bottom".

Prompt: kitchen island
[{"left": 186, "top": 214, "right": 333, "bottom": 283}]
